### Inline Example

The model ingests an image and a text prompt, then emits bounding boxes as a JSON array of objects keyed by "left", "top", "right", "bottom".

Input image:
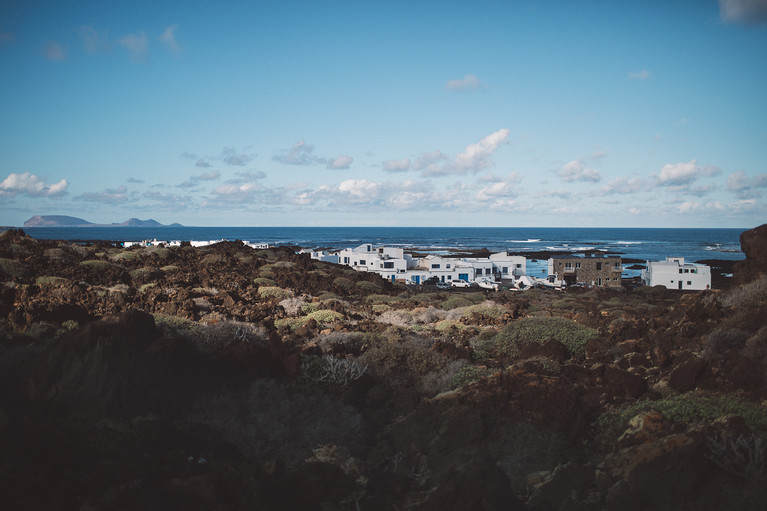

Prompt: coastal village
[
  {"left": 122, "top": 238, "right": 713, "bottom": 290},
  {"left": 305, "top": 243, "right": 712, "bottom": 291}
]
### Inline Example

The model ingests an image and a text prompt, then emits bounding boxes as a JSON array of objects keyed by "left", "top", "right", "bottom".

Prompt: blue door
[
  {"left": 458, "top": 273, "right": 468, "bottom": 281},
  {"left": 391, "top": 275, "right": 396, "bottom": 283},
  {"left": 414, "top": 275, "right": 420, "bottom": 284}
]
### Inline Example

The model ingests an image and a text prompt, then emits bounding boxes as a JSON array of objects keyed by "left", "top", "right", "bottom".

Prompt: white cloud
[
  {"left": 192, "top": 170, "right": 221, "bottom": 181},
  {"left": 476, "top": 181, "right": 515, "bottom": 202},
  {"left": 600, "top": 176, "right": 647, "bottom": 194},
  {"left": 126, "top": 177, "right": 144, "bottom": 183},
  {"left": 0, "top": 172, "right": 68, "bottom": 197},
  {"left": 158, "top": 25, "right": 181, "bottom": 53},
  {"left": 656, "top": 159, "right": 720, "bottom": 186},
  {"left": 273, "top": 140, "right": 324, "bottom": 166},
  {"left": 452, "top": 129, "right": 510, "bottom": 174},
  {"left": 445, "top": 74, "right": 482, "bottom": 91},
  {"left": 727, "top": 169, "right": 767, "bottom": 198},
  {"left": 45, "top": 41, "right": 67, "bottom": 61},
  {"left": 117, "top": 32, "right": 148, "bottom": 60},
  {"left": 719, "top": 0, "right": 767, "bottom": 25},
  {"left": 221, "top": 147, "right": 254, "bottom": 166},
  {"left": 383, "top": 158, "right": 411, "bottom": 173},
  {"left": 559, "top": 160, "right": 601, "bottom": 182},
  {"left": 327, "top": 155, "right": 353, "bottom": 170},
  {"left": 77, "top": 25, "right": 110, "bottom": 53},
  {"left": 212, "top": 182, "right": 261, "bottom": 202},
  {"left": 412, "top": 150, "right": 450, "bottom": 174},
  {"left": 195, "top": 159, "right": 211, "bottom": 168},
  {"left": 76, "top": 186, "right": 133, "bottom": 204},
  {"left": 628, "top": 69, "right": 651, "bottom": 80}
]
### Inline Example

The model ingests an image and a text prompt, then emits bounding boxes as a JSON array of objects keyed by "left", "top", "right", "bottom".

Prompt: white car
[{"left": 451, "top": 279, "right": 472, "bottom": 288}]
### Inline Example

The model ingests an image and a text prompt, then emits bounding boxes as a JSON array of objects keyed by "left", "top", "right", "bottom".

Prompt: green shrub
[
  {"left": 79, "top": 260, "right": 116, "bottom": 270},
  {"left": 372, "top": 304, "right": 390, "bottom": 314},
  {"left": 435, "top": 320, "right": 469, "bottom": 332},
  {"left": 355, "top": 280, "right": 381, "bottom": 292},
  {"left": 450, "top": 365, "right": 488, "bottom": 389},
  {"left": 258, "top": 286, "right": 293, "bottom": 300},
  {"left": 110, "top": 250, "right": 143, "bottom": 262},
  {"left": 333, "top": 277, "right": 354, "bottom": 290},
  {"left": 596, "top": 391, "right": 767, "bottom": 445},
  {"left": 442, "top": 296, "right": 474, "bottom": 309},
  {"left": 139, "top": 283, "right": 157, "bottom": 293},
  {"left": 0, "top": 258, "right": 30, "bottom": 278},
  {"left": 495, "top": 316, "right": 597, "bottom": 358},
  {"left": 366, "top": 294, "right": 402, "bottom": 305},
  {"left": 275, "top": 309, "right": 343, "bottom": 331},
  {"left": 160, "top": 265, "right": 179, "bottom": 272},
  {"left": 253, "top": 277, "right": 277, "bottom": 287}
]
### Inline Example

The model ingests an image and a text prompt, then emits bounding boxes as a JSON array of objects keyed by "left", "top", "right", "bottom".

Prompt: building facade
[
  {"left": 547, "top": 255, "right": 623, "bottom": 288},
  {"left": 641, "top": 257, "right": 711, "bottom": 290}
]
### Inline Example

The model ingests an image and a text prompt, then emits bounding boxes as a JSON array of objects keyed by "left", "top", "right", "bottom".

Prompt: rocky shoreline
[{"left": 1, "top": 226, "right": 766, "bottom": 510}]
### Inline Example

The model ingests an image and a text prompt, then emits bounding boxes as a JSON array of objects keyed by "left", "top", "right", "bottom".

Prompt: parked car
[
  {"left": 451, "top": 279, "right": 472, "bottom": 288},
  {"left": 435, "top": 281, "right": 451, "bottom": 290},
  {"left": 423, "top": 276, "right": 440, "bottom": 285}
]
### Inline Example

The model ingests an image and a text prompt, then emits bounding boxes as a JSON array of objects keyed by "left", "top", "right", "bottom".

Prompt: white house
[
  {"left": 489, "top": 251, "right": 527, "bottom": 279},
  {"left": 641, "top": 257, "right": 711, "bottom": 290}
]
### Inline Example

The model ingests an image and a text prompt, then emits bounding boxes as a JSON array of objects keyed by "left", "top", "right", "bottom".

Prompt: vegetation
[
  {"left": 596, "top": 391, "right": 767, "bottom": 445},
  {"left": 495, "top": 316, "right": 597, "bottom": 358}
]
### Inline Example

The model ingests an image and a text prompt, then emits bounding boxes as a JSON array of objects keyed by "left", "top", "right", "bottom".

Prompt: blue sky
[{"left": 1, "top": 0, "right": 766, "bottom": 228}]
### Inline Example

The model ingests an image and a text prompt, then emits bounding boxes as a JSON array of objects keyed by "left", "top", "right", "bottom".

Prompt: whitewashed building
[{"left": 641, "top": 257, "right": 712, "bottom": 290}]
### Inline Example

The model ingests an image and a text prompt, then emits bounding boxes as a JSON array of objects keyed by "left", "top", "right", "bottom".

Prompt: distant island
[{"left": 23, "top": 215, "right": 182, "bottom": 228}]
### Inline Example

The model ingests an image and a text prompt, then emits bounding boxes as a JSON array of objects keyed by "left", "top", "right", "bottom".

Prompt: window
[
  {"left": 431, "top": 264, "right": 440, "bottom": 269},
  {"left": 679, "top": 269, "right": 683, "bottom": 274},
  {"left": 343, "top": 257, "right": 349, "bottom": 264},
  {"left": 486, "top": 268, "right": 492, "bottom": 275},
  {"left": 447, "top": 275, "right": 452, "bottom": 280},
  {"left": 684, "top": 269, "right": 689, "bottom": 273},
  {"left": 687, "top": 281, "right": 692, "bottom": 285},
  {"left": 565, "top": 262, "right": 572, "bottom": 269},
  {"left": 446, "top": 264, "right": 451, "bottom": 269},
  {"left": 516, "top": 264, "right": 522, "bottom": 268},
  {"left": 359, "top": 259, "right": 366, "bottom": 265},
  {"left": 576, "top": 262, "right": 582, "bottom": 269},
  {"left": 384, "top": 262, "right": 394, "bottom": 269},
  {"left": 596, "top": 262, "right": 602, "bottom": 270},
  {"left": 502, "top": 267, "right": 508, "bottom": 274}
]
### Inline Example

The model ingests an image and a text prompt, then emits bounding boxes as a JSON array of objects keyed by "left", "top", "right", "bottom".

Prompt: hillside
[
  {"left": 0, "top": 226, "right": 766, "bottom": 510},
  {"left": 23, "top": 215, "right": 181, "bottom": 227}
]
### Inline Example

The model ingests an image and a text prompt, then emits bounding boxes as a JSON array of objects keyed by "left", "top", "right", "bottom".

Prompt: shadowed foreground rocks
[{"left": 1, "top": 227, "right": 767, "bottom": 510}]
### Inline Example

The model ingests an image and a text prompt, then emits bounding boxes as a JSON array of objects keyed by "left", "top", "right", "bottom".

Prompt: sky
[{"left": 1, "top": 0, "right": 766, "bottom": 228}]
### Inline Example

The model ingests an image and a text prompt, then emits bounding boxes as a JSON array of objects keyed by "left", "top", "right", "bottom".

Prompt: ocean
[{"left": 22, "top": 226, "right": 745, "bottom": 277}]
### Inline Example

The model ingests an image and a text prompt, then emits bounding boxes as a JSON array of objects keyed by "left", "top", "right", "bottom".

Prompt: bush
[
  {"left": 79, "top": 260, "right": 116, "bottom": 270},
  {"left": 275, "top": 309, "right": 343, "bottom": 332},
  {"left": 703, "top": 328, "right": 749, "bottom": 360},
  {"left": 258, "top": 286, "right": 293, "bottom": 300},
  {"left": 707, "top": 433, "right": 767, "bottom": 478},
  {"left": 463, "top": 301, "right": 506, "bottom": 320},
  {"left": 596, "top": 391, "right": 767, "bottom": 445},
  {"left": 0, "top": 258, "right": 30, "bottom": 279},
  {"left": 300, "top": 354, "right": 368, "bottom": 388},
  {"left": 450, "top": 365, "right": 488, "bottom": 389},
  {"left": 355, "top": 280, "right": 381, "bottom": 292},
  {"left": 495, "top": 316, "right": 597, "bottom": 358},
  {"left": 253, "top": 277, "right": 277, "bottom": 287},
  {"left": 333, "top": 277, "right": 354, "bottom": 291}
]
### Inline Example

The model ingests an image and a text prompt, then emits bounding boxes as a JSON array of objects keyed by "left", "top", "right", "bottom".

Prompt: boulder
[{"left": 735, "top": 224, "right": 767, "bottom": 284}]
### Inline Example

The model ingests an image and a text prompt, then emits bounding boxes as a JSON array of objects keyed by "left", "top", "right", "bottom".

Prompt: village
[
  {"left": 118, "top": 238, "right": 713, "bottom": 291},
  {"left": 302, "top": 242, "right": 713, "bottom": 291}
]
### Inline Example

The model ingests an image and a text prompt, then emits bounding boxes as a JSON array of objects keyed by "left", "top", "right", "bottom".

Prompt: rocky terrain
[{"left": 1, "top": 225, "right": 766, "bottom": 510}]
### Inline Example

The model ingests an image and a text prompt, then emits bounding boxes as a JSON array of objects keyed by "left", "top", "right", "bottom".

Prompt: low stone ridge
[{"left": 1, "top": 227, "right": 767, "bottom": 510}]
